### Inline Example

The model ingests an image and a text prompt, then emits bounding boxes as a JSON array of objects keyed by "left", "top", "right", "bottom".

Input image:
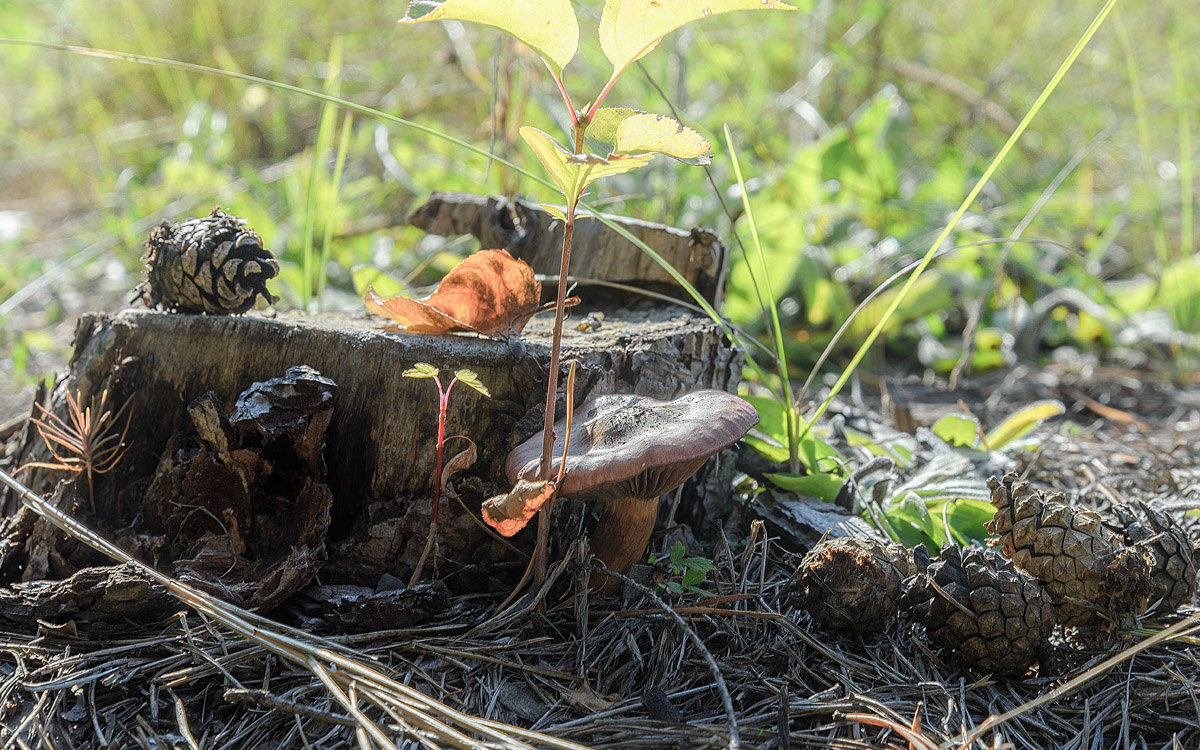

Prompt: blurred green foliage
[{"left": 0, "top": 0, "right": 1197, "bottom": 387}]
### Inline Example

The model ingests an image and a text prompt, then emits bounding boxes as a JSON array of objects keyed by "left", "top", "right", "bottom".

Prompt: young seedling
[
  {"left": 403, "top": 362, "right": 490, "bottom": 586},
  {"left": 401, "top": 0, "right": 796, "bottom": 593},
  {"left": 18, "top": 389, "right": 134, "bottom": 514},
  {"left": 659, "top": 542, "right": 717, "bottom": 597}
]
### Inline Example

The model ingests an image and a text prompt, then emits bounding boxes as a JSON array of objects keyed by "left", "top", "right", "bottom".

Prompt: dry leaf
[
  {"left": 365, "top": 249, "right": 541, "bottom": 336},
  {"left": 568, "top": 684, "right": 617, "bottom": 712},
  {"left": 481, "top": 478, "right": 557, "bottom": 537},
  {"left": 439, "top": 437, "right": 477, "bottom": 490}
]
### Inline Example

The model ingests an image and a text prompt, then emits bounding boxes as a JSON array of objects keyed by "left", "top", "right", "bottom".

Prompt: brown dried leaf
[
  {"left": 364, "top": 249, "right": 541, "bottom": 336},
  {"left": 481, "top": 478, "right": 556, "bottom": 537},
  {"left": 568, "top": 684, "right": 617, "bottom": 712},
  {"left": 439, "top": 437, "right": 477, "bottom": 490}
]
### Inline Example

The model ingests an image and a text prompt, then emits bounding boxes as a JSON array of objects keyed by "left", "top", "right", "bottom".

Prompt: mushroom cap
[{"left": 506, "top": 390, "right": 758, "bottom": 502}]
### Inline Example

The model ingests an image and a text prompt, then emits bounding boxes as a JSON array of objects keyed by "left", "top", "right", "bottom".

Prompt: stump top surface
[{"left": 108, "top": 305, "right": 722, "bottom": 356}]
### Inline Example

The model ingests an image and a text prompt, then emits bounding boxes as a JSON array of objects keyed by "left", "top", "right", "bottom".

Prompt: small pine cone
[
  {"left": 139, "top": 208, "right": 279, "bottom": 314},
  {"left": 1112, "top": 502, "right": 1198, "bottom": 613},
  {"left": 986, "top": 474, "right": 1153, "bottom": 629},
  {"left": 902, "top": 544, "right": 1053, "bottom": 677},
  {"left": 790, "top": 537, "right": 913, "bottom": 634}
]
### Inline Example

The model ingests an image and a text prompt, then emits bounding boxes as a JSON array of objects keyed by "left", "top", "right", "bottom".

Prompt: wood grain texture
[{"left": 2, "top": 306, "right": 741, "bottom": 585}]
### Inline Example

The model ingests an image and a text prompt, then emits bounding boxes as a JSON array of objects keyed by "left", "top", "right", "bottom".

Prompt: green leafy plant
[
  {"left": 402, "top": 362, "right": 490, "bottom": 584},
  {"left": 861, "top": 401, "right": 1065, "bottom": 551},
  {"left": 656, "top": 541, "right": 716, "bottom": 597},
  {"left": 399, "top": 0, "right": 798, "bottom": 591}
]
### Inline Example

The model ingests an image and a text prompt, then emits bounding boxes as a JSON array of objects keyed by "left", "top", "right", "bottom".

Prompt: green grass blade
[
  {"left": 1115, "top": 10, "right": 1170, "bottom": 266},
  {"left": 724, "top": 125, "right": 798, "bottom": 472},
  {"left": 797, "top": 0, "right": 1118, "bottom": 443},
  {"left": 302, "top": 38, "right": 343, "bottom": 311},
  {"left": 318, "top": 112, "right": 354, "bottom": 310}
]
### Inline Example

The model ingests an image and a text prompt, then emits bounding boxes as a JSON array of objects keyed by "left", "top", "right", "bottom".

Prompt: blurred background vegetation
[{"left": 1, "top": 0, "right": 1196, "bottom": 418}]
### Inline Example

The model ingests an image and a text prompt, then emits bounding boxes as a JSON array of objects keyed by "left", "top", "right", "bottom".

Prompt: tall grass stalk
[
  {"left": 1170, "top": 32, "right": 1193, "bottom": 257},
  {"left": 724, "top": 125, "right": 799, "bottom": 474},
  {"left": 1115, "top": 10, "right": 1170, "bottom": 267},
  {"left": 797, "top": 0, "right": 1118, "bottom": 443},
  {"left": 317, "top": 111, "right": 354, "bottom": 309},
  {"left": 302, "top": 39, "right": 343, "bottom": 311}
]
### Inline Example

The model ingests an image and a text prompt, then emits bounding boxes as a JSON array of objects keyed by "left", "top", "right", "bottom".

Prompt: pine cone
[
  {"left": 986, "top": 473, "right": 1153, "bottom": 630},
  {"left": 139, "top": 208, "right": 279, "bottom": 314},
  {"left": 902, "top": 544, "right": 1053, "bottom": 677},
  {"left": 1112, "top": 502, "right": 1198, "bottom": 613},
  {"left": 790, "top": 537, "right": 913, "bottom": 634}
]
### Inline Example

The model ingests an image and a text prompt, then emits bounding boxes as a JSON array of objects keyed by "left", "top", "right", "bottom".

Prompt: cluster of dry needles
[{"left": 17, "top": 389, "right": 133, "bottom": 513}]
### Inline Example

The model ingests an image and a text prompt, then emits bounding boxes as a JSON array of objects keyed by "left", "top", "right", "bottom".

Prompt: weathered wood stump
[
  {"left": 0, "top": 195, "right": 746, "bottom": 600},
  {"left": 410, "top": 191, "right": 728, "bottom": 305},
  {"left": 3, "top": 305, "right": 740, "bottom": 591}
]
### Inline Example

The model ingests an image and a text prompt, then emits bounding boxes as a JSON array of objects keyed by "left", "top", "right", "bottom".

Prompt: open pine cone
[
  {"left": 1111, "top": 501, "right": 1198, "bottom": 613},
  {"left": 902, "top": 544, "right": 1053, "bottom": 677},
  {"left": 986, "top": 473, "right": 1153, "bottom": 630},
  {"left": 790, "top": 536, "right": 913, "bottom": 634},
  {"left": 139, "top": 208, "right": 279, "bottom": 314}
]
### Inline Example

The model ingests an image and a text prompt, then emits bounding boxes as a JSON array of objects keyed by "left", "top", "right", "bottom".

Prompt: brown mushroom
[{"left": 506, "top": 390, "right": 758, "bottom": 592}]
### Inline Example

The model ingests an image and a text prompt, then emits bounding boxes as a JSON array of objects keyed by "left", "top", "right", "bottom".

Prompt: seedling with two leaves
[{"left": 402, "top": 362, "right": 490, "bottom": 585}]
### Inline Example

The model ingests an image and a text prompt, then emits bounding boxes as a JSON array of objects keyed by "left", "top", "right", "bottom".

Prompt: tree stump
[
  {"left": 2, "top": 305, "right": 741, "bottom": 591},
  {"left": 1, "top": 195, "right": 746, "bottom": 597}
]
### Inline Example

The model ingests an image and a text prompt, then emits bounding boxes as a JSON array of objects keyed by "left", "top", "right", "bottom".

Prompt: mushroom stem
[{"left": 588, "top": 495, "right": 659, "bottom": 593}]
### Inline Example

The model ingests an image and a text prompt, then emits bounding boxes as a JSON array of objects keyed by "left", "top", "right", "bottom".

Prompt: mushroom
[{"left": 505, "top": 390, "right": 758, "bottom": 592}]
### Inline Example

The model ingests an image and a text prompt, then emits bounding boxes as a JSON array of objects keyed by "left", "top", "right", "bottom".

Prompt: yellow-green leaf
[
  {"left": 576, "top": 152, "right": 654, "bottom": 189},
  {"left": 598, "top": 0, "right": 798, "bottom": 75},
  {"left": 520, "top": 126, "right": 652, "bottom": 199},
  {"left": 400, "top": 0, "right": 578, "bottom": 75},
  {"left": 586, "top": 108, "right": 711, "bottom": 164},
  {"left": 403, "top": 362, "right": 439, "bottom": 379},
  {"left": 586, "top": 107, "right": 641, "bottom": 148},
  {"left": 931, "top": 413, "right": 980, "bottom": 448},
  {"left": 454, "top": 369, "right": 491, "bottom": 397},
  {"left": 984, "top": 400, "right": 1065, "bottom": 450},
  {"left": 520, "top": 126, "right": 580, "bottom": 198},
  {"left": 614, "top": 112, "right": 711, "bottom": 164},
  {"left": 541, "top": 203, "right": 569, "bottom": 222}
]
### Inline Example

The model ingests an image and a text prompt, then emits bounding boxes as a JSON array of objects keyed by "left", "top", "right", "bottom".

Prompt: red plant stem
[
  {"left": 538, "top": 214, "right": 575, "bottom": 481},
  {"left": 548, "top": 65, "right": 576, "bottom": 128},
  {"left": 585, "top": 72, "right": 621, "bottom": 124},
  {"left": 432, "top": 377, "right": 454, "bottom": 523}
]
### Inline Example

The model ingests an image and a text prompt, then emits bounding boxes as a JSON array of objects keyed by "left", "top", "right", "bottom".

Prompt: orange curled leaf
[
  {"left": 365, "top": 249, "right": 542, "bottom": 336},
  {"left": 481, "top": 478, "right": 557, "bottom": 537}
]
